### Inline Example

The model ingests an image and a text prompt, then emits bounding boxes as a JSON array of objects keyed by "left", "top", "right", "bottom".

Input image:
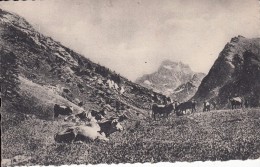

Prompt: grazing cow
[
  {"left": 203, "top": 101, "right": 210, "bottom": 112},
  {"left": 230, "top": 97, "right": 243, "bottom": 110},
  {"left": 54, "top": 119, "right": 123, "bottom": 143},
  {"left": 175, "top": 100, "right": 196, "bottom": 116},
  {"left": 151, "top": 103, "right": 174, "bottom": 120},
  {"left": 54, "top": 104, "right": 73, "bottom": 118}
]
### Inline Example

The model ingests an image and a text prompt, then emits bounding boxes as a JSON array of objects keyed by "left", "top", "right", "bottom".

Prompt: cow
[
  {"left": 90, "top": 110, "right": 105, "bottom": 121},
  {"left": 175, "top": 100, "right": 196, "bottom": 116},
  {"left": 229, "top": 97, "right": 243, "bottom": 110},
  {"left": 98, "top": 119, "right": 124, "bottom": 137},
  {"left": 54, "top": 119, "right": 123, "bottom": 143},
  {"left": 151, "top": 103, "right": 174, "bottom": 120},
  {"left": 203, "top": 101, "right": 210, "bottom": 112},
  {"left": 54, "top": 104, "right": 73, "bottom": 118}
]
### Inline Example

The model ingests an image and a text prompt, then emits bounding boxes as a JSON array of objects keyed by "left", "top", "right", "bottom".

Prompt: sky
[{"left": 0, "top": 0, "right": 260, "bottom": 81}]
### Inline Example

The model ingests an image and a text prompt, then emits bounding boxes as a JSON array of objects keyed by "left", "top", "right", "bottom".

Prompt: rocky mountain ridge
[
  {"left": 136, "top": 60, "right": 205, "bottom": 101},
  {"left": 193, "top": 35, "right": 260, "bottom": 108}
]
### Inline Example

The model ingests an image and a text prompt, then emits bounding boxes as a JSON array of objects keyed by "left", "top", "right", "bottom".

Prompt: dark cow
[
  {"left": 203, "top": 101, "right": 210, "bottom": 112},
  {"left": 175, "top": 100, "right": 196, "bottom": 116},
  {"left": 230, "top": 97, "right": 243, "bottom": 110},
  {"left": 54, "top": 104, "right": 73, "bottom": 118},
  {"left": 90, "top": 110, "right": 105, "bottom": 121},
  {"left": 151, "top": 103, "right": 174, "bottom": 120},
  {"left": 98, "top": 119, "right": 124, "bottom": 137},
  {"left": 54, "top": 119, "right": 123, "bottom": 143}
]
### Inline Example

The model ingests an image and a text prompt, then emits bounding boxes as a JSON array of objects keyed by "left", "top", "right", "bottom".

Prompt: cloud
[{"left": 1, "top": 0, "right": 259, "bottom": 81}]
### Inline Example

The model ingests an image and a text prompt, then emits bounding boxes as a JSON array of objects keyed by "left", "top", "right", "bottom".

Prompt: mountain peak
[
  {"left": 230, "top": 35, "right": 245, "bottom": 43},
  {"left": 159, "top": 60, "right": 192, "bottom": 74},
  {"left": 0, "top": 9, "right": 34, "bottom": 31},
  {"left": 136, "top": 60, "right": 205, "bottom": 98}
]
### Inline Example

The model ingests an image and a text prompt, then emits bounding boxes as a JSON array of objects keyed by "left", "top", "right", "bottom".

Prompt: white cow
[{"left": 55, "top": 119, "right": 123, "bottom": 143}]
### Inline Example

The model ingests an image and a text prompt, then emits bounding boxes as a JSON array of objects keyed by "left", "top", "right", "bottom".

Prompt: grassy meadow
[
  {"left": 2, "top": 99, "right": 260, "bottom": 165},
  {"left": 1, "top": 76, "right": 260, "bottom": 165}
]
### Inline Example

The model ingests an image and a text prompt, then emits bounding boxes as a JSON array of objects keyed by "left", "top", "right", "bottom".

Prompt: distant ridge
[{"left": 136, "top": 59, "right": 205, "bottom": 101}]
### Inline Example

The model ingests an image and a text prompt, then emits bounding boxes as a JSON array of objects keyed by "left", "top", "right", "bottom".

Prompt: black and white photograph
[{"left": 0, "top": 0, "right": 260, "bottom": 166}]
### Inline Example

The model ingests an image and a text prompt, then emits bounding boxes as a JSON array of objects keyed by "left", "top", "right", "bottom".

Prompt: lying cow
[
  {"left": 54, "top": 104, "right": 73, "bottom": 118},
  {"left": 175, "top": 100, "right": 196, "bottom": 116},
  {"left": 203, "top": 101, "right": 210, "bottom": 112},
  {"left": 151, "top": 103, "right": 174, "bottom": 120},
  {"left": 98, "top": 119, "right": 124, "bottom": 137},
  {"left": 54, "top": 119, "right": 123, "bottom": 143},
  {"left": 230, "top": 97, "right": 243, "bottom": 110}
]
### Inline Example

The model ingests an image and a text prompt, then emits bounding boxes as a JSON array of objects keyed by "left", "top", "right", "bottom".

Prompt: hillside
[
  {"left": 171, "top": 73, "right": 205, "bottom": 102},
  {"left": 193, "top": 36, "right": 260, "bottom": 108},
  {"left": 2, "top": 104, "right": 260, "bottom": 165},
  {"left": 136, "top": 60, "right": 205, "bottom": 101},
  {"left": 0, "top": 8, "right": 166, "bottom": 117}
]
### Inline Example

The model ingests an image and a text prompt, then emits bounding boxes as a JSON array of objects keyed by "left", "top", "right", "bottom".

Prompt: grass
[
  {"left": 2, "top": 105, "right": 260, "bottom": 165},
  {"left": 1, "top": 77, "right": 260, "bottom": 165}
]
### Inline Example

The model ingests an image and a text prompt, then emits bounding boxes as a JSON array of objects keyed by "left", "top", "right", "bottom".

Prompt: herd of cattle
[
  {"left": 52, "top": 96, "right": 247, "bottom": 143},
  {"left": 53, "top": 103, "right": 128, "bottom": 143},
  {"left": 151, "top": 96, "right": 248, "bottom": 120}
]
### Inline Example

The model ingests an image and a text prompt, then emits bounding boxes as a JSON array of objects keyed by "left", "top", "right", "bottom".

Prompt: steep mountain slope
[
  {"left": 136, "top": 60, "right": 205, "bottom": 100},
  {"left": 0, "top": 9, "right": 166, "bottom": 117},
  {"left": 171, "top": 73, "right": 205, "bottom": 102},
  {"left": 193, "top": 36, "right": 260, "bottom": 108}
]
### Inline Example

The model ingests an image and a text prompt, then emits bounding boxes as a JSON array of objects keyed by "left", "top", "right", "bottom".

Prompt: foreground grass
[{"left": 2, "top": 105, "right": 260, "bottom": 165}]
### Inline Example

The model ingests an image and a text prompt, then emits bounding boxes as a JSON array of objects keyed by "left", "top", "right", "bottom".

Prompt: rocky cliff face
[
  {"left": 171, "top": 73, "right": 205, "bottom": 102},
  {"left": 193, "top": 36, "right": 260, "bottom": 108},
  {"left": 136, "top": 60, "right": 205, "bottom": 101}
]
